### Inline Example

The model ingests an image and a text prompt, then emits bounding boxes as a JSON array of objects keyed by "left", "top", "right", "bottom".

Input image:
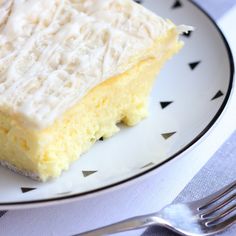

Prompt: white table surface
[{"left": 0, "top": 4, "right": 236, "bottom": 236}]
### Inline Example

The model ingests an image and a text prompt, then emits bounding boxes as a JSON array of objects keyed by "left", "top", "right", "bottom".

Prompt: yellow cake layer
[{"left": 0, "top": 31, "right": 182, "bottom": 181}]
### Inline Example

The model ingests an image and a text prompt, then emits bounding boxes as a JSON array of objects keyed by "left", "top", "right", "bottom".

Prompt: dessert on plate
[{"left": 0, "top": 0, "right": 192, "bottom": 181}]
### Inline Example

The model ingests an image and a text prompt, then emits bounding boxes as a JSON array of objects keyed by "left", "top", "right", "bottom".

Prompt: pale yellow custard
[{"left": 0, "top": 0, "right": 191, "bottom": 181}]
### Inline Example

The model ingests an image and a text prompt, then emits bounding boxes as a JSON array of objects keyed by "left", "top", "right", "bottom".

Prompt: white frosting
[{"left": 0, "top": 0, "right": 189, "bottom": 129}]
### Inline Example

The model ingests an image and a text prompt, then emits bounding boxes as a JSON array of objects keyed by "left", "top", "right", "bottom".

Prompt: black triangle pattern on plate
[
  {"left": 141, "top": 162, "right": 155, "bottom": 169},
  {"left": 211, "top": 90, "right": 224, "bottom": 100},
  {"left": 134, "top": 0, "right": 142, "bottom": 4},
  {"left": 183, "top": 31, "right": 192, "bottom": 38},
  {"left": 82, "top": 170, "right": 97, "bottom": 177},
  {"left": 0, "top": 211, "right": 6, "bottom": 217},
  {"left": 99, "top": 137, "right": 104, "bottom": 141},
  {"left": 172, "top": 0, "right": 182, "bottom": 9},
  {"left": 160, "top": 101, "right": 173, "bottom": 109},
  {"left": 189, "top": 61, "right": 201, "bottom": 70},
  {"left": 161, "top": 132, "right": 176, "bottom": 140},
  {"left": 21, "top": 187, "right": 36, "bottom": 193}
]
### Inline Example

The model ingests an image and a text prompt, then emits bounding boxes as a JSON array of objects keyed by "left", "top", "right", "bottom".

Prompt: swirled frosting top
[{"left": 0, "top": 0, "right": 191, "bottom": 129}]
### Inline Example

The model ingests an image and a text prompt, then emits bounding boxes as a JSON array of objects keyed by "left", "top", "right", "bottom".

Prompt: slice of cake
[{"left": 0, "top": 0, "right": 192, "bottom": 181}]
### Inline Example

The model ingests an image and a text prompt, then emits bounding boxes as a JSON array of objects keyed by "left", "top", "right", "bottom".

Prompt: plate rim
[{"left": 0, "top": 0, "right": 235, "bottom": 208}]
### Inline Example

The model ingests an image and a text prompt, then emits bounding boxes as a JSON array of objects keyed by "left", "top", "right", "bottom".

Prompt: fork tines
[{"left": 197, "top": 181, "right": 236, "bottom": 231}]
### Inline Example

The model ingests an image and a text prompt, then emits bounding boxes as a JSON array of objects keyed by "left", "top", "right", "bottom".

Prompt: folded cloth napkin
[{"left": 143, "top": 130, "right": 236, "bottom": 236}]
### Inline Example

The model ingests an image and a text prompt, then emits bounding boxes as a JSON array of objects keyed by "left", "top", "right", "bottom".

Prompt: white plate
[{"left": 0, "top": 0, "right": 234, "bottom": 209}]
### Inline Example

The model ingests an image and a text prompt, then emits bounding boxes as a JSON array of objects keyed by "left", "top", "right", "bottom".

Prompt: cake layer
[
  {"left": 0, "top": 30, "right": 182, "bottom": 181},
  {"left": 0, "top": 0, "right": 190, "bottom": 129}
]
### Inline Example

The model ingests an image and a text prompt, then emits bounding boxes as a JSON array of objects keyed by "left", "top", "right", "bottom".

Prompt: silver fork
[{"left": 76, "top": 180, "right": 236, "bottom": 236}]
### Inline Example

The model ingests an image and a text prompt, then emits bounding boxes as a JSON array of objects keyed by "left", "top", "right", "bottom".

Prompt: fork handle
[{"left": 75, "top": 213, "right": 161, "bottom": 236}]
